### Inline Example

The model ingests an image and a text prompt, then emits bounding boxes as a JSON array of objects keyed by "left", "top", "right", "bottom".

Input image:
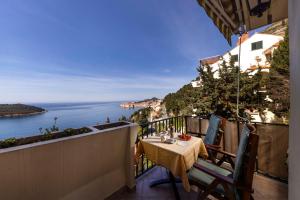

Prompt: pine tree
[
  {"left": 130, "top": 107, "right": 151, "bottom": 127},
  {"left": 267, "top": 28, "right": 290, "bottom": 119},
  {"left": 217, "top": 57, "right": 238, "bottom": 112},
  {"left": 163, "top": 54, "right": 272, "bottom": 119},
  {"left": 246, "top": 66, "right": 269, "bottom": 111},
  {"left": 164, "top": 93, "right": 181, "bottom": 115},
  {"left": 271, "top": 29, "right": 289, "bottom": 77},
  {"left": 196, "top": 64, "right": 219, "bottom": 115}
]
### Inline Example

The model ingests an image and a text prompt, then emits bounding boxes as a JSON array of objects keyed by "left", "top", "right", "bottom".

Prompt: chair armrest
[
  {"left": 205, "top": 146, "right": 236, "bottom": 158},
  {"left": 205, "top": 144, "right": 221, "bottom": 149},
  {"left": 193, "top": 163, "right": 234, "bottom": 185}
]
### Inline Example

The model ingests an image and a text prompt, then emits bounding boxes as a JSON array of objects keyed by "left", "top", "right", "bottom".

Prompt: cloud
[
  {"left": 0, "top": 70, "right": 190, "bottom": 103},
  {"left": 0, "top": 55, "right": 193, "bottom": 103},
  {"left": 163, "top": 68, "right": 171, "bottom": 73}
]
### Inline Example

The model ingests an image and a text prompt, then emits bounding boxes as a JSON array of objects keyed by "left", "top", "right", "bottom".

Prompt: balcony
[
  {"left": 133, "top": 116, "right": 288, "bottom": 199},
  {"left": 0, "top": 116, "right": 288, "bottom": 199},
  {"left": 109, "top": 166, "right": 287, "bottom": 200}
]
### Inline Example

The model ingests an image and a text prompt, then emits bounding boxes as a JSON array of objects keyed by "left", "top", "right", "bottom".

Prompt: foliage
[
  {"left": 164, "top": 54, "right": 269, "bottom": 119},
  {"left": 0, "top": 126, "right": 92, "bottom": 149},
  {"left": 63, "top": 128, "right": 77, "bottom": 136},
  {"left": 267, "top": 28, "right": 290, "bottom": 118},
  {"left": 118, "top": 115, "right": 128, "bottom": 121},
  {"left": 0, "top": 137, "right": 17, "bottom": 148},
  {"left": 271, "top": 29, "right": 289, "bottom": 77},
  {"left": 39, "top": 117, "right": 59, "bottom": 140},
  {"left": 0, "top": 116, "right": 92, "bottom": 149},
  {"left": 130, "top": 107, "right": 152, "bottom": 127},
  {"left": 197, "top": 62, "right": 218, "bottom": 114},
  {"left": 164, "top": 84, "right": 202, "bottom": 116},
  {"left": 63, "top": 127, "right": 90, "bottom": 136},
  {"left": 135, "top": 97, "right": 159, "bottom": 103}
]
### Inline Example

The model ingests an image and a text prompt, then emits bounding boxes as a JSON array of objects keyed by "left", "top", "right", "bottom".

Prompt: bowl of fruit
[{"left": 178, "top": 134, "right": 191, "bottom": 141}]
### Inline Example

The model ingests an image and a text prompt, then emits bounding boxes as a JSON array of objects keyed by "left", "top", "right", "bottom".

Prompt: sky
[{"left": 0, "top": 0, "right": 234, "bottom": 103}]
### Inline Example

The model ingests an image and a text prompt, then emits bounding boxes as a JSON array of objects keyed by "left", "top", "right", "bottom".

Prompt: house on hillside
[
  {"left": 191, "top": 55, "right": 221, "bottom": 87},
  {"left": 195, "top": 31, "right": 285, "bottom": 123},
  {"left": 200, "top": 32, "right": 284, "bottom": 78},
  {"left": 191, "top": 80, "right": 201, "bottom": 88}
]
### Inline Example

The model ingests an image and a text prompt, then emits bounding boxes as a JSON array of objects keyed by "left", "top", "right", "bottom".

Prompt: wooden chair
[
  {"left": 201, "top": 114, "right": 224, "bottom": 162},
  {"left": 203, "top": 114, "right": 223, "bottom": 145},
  {"left": 188, "top": 124, "right": 258, "bottom": 200}
]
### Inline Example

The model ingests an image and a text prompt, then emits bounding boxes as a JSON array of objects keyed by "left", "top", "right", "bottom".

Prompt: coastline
[
  {"left": 0, "top": 102, "right": 137, "bottom": 139},
  {"left": 120, "top": 98, "right": 162, "bottom": 109}
]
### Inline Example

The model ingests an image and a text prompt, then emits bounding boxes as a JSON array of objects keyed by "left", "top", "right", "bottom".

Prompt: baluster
[
  {"left": 141, "top": 154, "right": 144, "bottom": 174},
  {"left": 185, "top": 116, "right": 188, "bottom": 134},
  {"left": 175, "top": 116, "right": 178, "bottom": 132},
  {"left": 159, "top": 121, "right": 161, "bottom": 133},
  {"left": 199, "top": 116, "right": 202, "bottom": 136},
  {"left": 181, "top": 116, "right": 183, "bottom": 133},
  {"left": 146, "top": 123, "right": 149, "bottom": 137}
]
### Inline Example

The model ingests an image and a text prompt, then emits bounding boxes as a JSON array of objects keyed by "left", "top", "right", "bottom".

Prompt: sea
[{"left": 0, "top": 102, "right": 137, "bottom": 140}]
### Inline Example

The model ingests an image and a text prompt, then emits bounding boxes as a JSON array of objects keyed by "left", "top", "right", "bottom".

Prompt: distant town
[{"left": 120, "top": 97, "right": 162, "bottom": 110}]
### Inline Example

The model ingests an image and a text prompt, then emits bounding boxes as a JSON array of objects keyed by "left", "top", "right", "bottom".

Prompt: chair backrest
[
  {"left": 203, "top": 114, "right": 222, "bottom": 145},
  {"left": 233, "top": 123, "right": 259, "bottom": 200}
]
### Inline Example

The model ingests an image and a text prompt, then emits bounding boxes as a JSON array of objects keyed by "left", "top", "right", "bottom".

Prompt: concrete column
[{"left": 289, "top": 1, "right": 300, "bottom": 199}]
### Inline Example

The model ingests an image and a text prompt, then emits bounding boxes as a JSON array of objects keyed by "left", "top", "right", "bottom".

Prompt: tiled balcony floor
[{"left": 108, "top": 166, "right": 288, "bottom": 200}]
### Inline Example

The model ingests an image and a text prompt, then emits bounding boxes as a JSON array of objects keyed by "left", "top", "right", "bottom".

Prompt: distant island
[
  {"left": 0, "top": 104, "right": 46, "bottom": 117},
  {"left": 120, "top": 97, "right": 162, "bottom": 109}
]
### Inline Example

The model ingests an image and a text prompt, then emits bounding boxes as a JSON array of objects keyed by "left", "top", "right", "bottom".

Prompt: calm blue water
[{"left": 0, "top": 102, "right": 137, "bottom": 140}]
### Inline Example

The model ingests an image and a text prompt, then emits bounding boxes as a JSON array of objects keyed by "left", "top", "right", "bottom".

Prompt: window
[
  {"left": 231, "top": 54, "right": 239, "bottom": 62},
  {"left": 251, "top": 41, "right": 263, "bottom": 51}
]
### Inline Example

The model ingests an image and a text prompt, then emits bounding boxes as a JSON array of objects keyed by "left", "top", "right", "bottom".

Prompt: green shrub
[{"left": 0, "top": 137, "right": 17, "bottom": 148}]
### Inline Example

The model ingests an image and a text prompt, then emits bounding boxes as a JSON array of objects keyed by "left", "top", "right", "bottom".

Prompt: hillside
[{"left": 0, "top": 104, "right": 46, "bottom": 117}]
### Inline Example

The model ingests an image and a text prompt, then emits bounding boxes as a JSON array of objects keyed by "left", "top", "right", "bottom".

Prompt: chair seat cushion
[{"left": 188, "top": 159, "right": 233, "bottom": 194}]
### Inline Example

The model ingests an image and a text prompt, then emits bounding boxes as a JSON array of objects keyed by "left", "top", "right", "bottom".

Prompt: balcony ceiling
[{"left": 197, "top": 0, "right": 288, "bottom": 45}]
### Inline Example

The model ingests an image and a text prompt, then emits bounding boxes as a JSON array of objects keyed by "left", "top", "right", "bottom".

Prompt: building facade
[{"left": 200, "top": 32, "right": 284, "bottom": 77}]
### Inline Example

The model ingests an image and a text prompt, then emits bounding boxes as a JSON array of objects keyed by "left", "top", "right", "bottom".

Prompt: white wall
[
  {"left": 210, "top": 33, "right": 283, "bottom": 77},
  {"left": 289, "top": 0, "right": 300, "bottom": 199},
  {"left": 191, "top": 80, "right": 201, "bottom": 88},
  {"left": 0, "top": 123, "right": 138, "bottom": 200}
]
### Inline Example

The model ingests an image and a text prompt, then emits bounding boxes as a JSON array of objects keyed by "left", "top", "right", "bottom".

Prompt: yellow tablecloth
[{"left": 136, "top": 135, "right": 208, "bottom": 192}]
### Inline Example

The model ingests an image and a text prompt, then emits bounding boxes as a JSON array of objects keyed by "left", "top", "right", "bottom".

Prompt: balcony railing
[{"left": 135, "top": 115, "right": 289, "bottom": 183}]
